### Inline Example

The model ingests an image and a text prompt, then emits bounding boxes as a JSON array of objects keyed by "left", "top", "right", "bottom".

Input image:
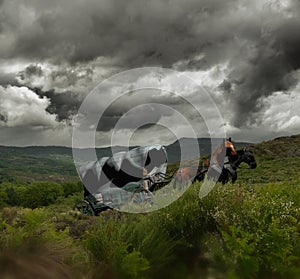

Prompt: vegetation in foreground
[{"left": 0, "top": 135, "right": 299, "bottom": 278}]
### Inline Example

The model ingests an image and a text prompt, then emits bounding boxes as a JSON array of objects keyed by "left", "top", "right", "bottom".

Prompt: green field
[{"left": 0, "top": 135, "right": 299, "bottom": 279}]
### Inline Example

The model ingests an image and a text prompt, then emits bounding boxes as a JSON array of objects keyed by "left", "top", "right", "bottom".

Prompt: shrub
[
  {"left": 200, "top": 182, "right": 300, "bottom": 278},
  {"left": 61, "top": 181, "right": 83, "bottom": 197},
  {"left": 0, "top": 207, "right": 91, "bottom": 279},
  {"left": 0, "top": 190, "right": 8, "bottom": 207},
  {"left": 84, "top": 212, "right": 176, "bottom": 279},
  {"left": 19, "top": 182, "right": 64, "bottom": 208}
]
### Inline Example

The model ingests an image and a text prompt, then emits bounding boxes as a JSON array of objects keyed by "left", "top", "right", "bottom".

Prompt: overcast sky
[{"left": 0, "top": 0, "right": 299, "bottom": 147}]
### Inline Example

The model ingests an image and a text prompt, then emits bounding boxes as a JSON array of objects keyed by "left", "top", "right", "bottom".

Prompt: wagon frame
[{"left": 73, "top": 172, "right": 174, "bottom": 216}]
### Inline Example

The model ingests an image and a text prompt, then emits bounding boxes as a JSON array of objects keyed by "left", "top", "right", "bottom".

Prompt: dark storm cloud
[
  {"left": 18, "top": 64, "right": 43, "bottom": 82},
  {"left": 97, "top": 90, "right": 184, "bottom": 131},
  {"left": 0, "top": 71, "right": 19, "bottom": 86},
  {"left": 0, "top": 0, "right": 299, "bottom": 131},
  {"left": 97, "top": 108, "right": 161, "bottom": 132},
  {"left": 30, "top": 87, "right": 183, "bottom": 128},
  {"left": 1, "top": 0, "right": 236, "bottom": 66},
  {"left": 32, "top": 88, "right": 83, "bottom": 121},
  {"left": 221, "top": 5, "right": 300, "bottom": 126},
  {"left": 24, "top": 64, "right": 43, "bottom": 77},
  {"left": 0, "top": 113, "right": 7, "bottom": 122}
]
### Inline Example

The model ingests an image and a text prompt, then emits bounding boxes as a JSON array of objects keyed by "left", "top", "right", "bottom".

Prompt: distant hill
[
  {"left": 166, "top": 137, "right": 251, "bottom": 162},
  {"left": 0, "top": 145, "right": 76, "bottom": 183},
  {"left": 0, "top": 138, "right": 253, "bottom": 183},
  {"left": 1, "top": 134, "right": 299, "bottom": 183},
  {"left": 249, "top": 134, "right": 300, "bottom": 158}
]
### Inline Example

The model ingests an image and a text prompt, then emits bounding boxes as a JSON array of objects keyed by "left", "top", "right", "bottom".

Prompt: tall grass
[{"left": 0, "top": 151, "right": 300, "bottom": 278}]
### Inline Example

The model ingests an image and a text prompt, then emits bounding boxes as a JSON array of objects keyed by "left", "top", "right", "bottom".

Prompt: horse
[
  {"left": 173, "top": 149, "right": 257, "bottom": 187},
  {"left": 207, "top": 148, "right": 257, "bottom": 184},
  {"left": 173, "top": 159, "right": 209, "bottom": 189}
]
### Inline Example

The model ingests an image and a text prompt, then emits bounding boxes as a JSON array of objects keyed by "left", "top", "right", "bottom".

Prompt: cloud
[
  {"left": 0, "top": 0, "right": 233, "bottom": 64},
  {"left": 74, "top": 69, "right": 217, "bottom": 135},
  {"left": 0, "top": 71, "right": 19, "bottom": 86},
  {"left": 78, "top": 87, "right": 184, "bottom": 132},
  {"left": 0, "top": 86, "right": 58, "bottom": 127},
  {"left": 31, "top": 87, "right": 82, "bottom": 122},
  {"left": 261, "top": 89, "right": 300, "bottom": 132},
  {"left": 0, "top": 125, "right": 72, "bottom": 146},
  {"left": 0, "top": 0, "right": 299, "bottom": 146},
  {"left": 223, "top": 31, "right": 300, "bottom": 127},
  {"left": 0, "top": 0, "right": 298, "bottom": 128},
  {"left": 17, "top": 63, "right": 95, "bottom": 92},
  {"left": 221, "top": 83, "right": 300, "bottom": 143}
]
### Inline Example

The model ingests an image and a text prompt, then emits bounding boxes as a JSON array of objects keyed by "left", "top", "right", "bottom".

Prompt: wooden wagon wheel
[{"left": 73, "top": 200, "right": 95, "bottom": 216}]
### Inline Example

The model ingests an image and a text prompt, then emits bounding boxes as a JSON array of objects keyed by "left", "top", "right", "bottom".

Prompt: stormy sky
[{"left": 0, "top": 0, "right": 299, "bottom": 147}]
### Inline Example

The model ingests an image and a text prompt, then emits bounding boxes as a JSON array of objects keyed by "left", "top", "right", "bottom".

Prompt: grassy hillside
[
  {"left": 0, "top": 135, "right": 299, "bottom": 279},
  {"left": 0, "top": 146, "right": 77, "bottom": 183},
  {"left": 251, "top": 134, "right": 300, "bottom": 158},
  {"left": 241, "top": 134, "right": 300, "bottom": 184}
]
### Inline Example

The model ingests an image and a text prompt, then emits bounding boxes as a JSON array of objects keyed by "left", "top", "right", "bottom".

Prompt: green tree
[
  {"left": 19, "top": 182, "right": 64, "bottom": 209},
  {"left": 0, "top": 190, "right": 8, "bottom": 207},
  {"left": 61, "top": 181, "right": 83, "bottom": 197},
  {"left": 5, "top": 186, "right": 21, "bottom": 206}
]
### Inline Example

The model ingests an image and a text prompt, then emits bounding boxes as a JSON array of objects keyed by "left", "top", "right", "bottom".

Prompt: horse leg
[
  {"left": 173, "top": 175, "right": 179, "bottom": 189},
  {"left": 179, "top": 174, "right": 187, "bottom": 190},
  {"left": 194, "top": 173, "right": 204, "bottom": 183},
  {"left": 226, "top": 165, "right": 237, "bottom": 183},
  {"left": 231, "top": 171, "right": 237, "bottom": 183},
  {"left": 173, "top": 179, "right": 177, "bottom": 189},
  {"left": 219, "top": 170, "right": 227, "bottom": 184},
  {"left": 173, "top": 170, "right": 183, "bottom": 190}
]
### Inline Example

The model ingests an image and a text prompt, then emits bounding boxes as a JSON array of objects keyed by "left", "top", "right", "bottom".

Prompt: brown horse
[{"left": 173, "top": 159, "right": 209, "bottom": 189}]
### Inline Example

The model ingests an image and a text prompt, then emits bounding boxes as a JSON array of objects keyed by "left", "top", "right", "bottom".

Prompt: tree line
[{"left": 0, "top": 181, "right": 83, "bottom": 208}]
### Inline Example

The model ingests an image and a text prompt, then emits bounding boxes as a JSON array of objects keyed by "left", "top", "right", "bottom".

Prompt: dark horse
[{"left": 206, "top": 149, "right": 257, "bottom": 184}]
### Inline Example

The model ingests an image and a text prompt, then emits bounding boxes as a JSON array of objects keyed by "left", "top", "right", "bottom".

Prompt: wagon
[{"left": 73, "top": 145, "right": 173, "bottom": 215}]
